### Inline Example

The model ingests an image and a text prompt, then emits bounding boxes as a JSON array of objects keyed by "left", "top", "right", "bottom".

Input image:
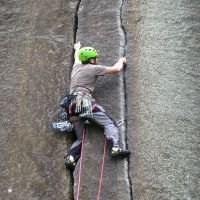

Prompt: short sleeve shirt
[{"left": 70, "top": 63, "right": 106, "bottom": 93}]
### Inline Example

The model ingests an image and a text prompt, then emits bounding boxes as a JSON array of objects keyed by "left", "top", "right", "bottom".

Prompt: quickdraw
[{"left": 117, "top": 120, "right": 125, "bottom": 127}]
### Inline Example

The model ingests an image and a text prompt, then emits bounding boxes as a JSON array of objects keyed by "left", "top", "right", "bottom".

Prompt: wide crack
[
  {"left": 119, "top": 0, "right": 133, "bottom": 199},
  {"left": 70, "top": 0, "right": 81, "bottom": 73},
  {"left": 69, "top": 0, "right": 82, "bottom": 199},
  {"left": 73, "top": 0, "right": 81, "bottom": 44}
]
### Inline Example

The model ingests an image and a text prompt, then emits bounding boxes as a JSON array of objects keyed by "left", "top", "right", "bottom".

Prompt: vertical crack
[
  {"left": 73, "top": 0, "right": 81, "bottom": 44},
  {"left": 119, "top": 0, "right": 133, "bottom": 199},
  {"left": 120, "top": 0, "right": 128, "bottom": 57},
  {"left": 69, "top": 1, "right": 81, "bottom": 200},
  {"left": 70, "top": 0, "right": 81, "bottom": 71}
]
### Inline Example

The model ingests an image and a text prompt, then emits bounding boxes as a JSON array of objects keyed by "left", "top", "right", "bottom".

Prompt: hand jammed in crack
[{"left": 74, "top": 41, "right": 81, "bottom": 50}]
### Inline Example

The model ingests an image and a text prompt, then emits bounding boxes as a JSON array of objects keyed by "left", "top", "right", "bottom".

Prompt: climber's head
[{"left": 78, "top": 47, "right": 99, "bottom": 65}]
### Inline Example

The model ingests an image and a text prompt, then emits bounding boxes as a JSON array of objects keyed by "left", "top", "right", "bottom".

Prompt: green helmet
[{"left": 78, "top": 47, "right": 98, "bottom": 62}]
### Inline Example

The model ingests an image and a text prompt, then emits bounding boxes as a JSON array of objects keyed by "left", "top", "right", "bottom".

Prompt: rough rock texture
[
  {"left": 73, "top": 1, "right": 131, "bottom": 199},
  {"left": 124, "top": 0, "right": 200, "bottom": 199},
  {"left": 1, "top": 0, "right": 200, "bottom": 199},
  {"left": 0, "top": 0, "right": 78, "bottom": 199}
]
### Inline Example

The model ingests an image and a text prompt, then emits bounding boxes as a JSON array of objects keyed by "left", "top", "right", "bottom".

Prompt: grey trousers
[{"left": 68, "top": 105, "right": 119, "bottom": 160}]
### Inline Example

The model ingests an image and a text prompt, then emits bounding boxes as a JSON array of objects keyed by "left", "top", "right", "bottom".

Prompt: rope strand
[
  {"left": 76, "top": 123, "right": 106, "bottom": 200},
  {"left": 76, "top": 125, "right": 86, "bottom": 200},
  {"left": 97, "top": 138, "right": 107, "bottom": 200}
]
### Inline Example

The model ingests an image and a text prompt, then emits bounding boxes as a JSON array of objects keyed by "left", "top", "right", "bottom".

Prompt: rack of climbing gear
[
  {"left": 60, "top": 92, "right": 94, "bottom": 118},
  {"left": 73, "top": 91, "right": 93, "bottom": 118},
  {"left": 51, "top": 92, "right": 94, "bottom": 133}
]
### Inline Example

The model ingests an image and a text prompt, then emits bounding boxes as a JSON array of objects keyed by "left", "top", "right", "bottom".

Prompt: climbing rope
[
  {"left": 76, "top": 124, "right": 86, "bottom": 200},
  {"left": 76, "top": 122, "right": 107, "bottom": 200},
  {"left": 97, "top": 138, "right": 107, "bottom": 200}
]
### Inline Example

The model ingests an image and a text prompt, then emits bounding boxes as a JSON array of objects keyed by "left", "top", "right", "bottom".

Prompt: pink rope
[
  {"left": 97, "top": 138, "right": 107, "bottom": 200},
  {"left": 76, "top": 126, "right": 85, "bottom": 200}
]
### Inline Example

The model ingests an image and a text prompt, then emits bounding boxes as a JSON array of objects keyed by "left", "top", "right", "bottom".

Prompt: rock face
[
  {"left": 1, "top": 0, "right": 200, "bottom": 199},
  {"left": 73, "top": 1, "right": 131, "bottom": 199},
  {"left": 124, "top": 0, "right": 200, "bottom": 199},
  {"left": 0, "top": 0, "right": 79, "bottom": 199}
]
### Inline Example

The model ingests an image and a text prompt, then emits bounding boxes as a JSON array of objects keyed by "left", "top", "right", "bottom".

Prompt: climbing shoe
[
  {"left": 51, "top": 121, "right": 73, "bottom": 132},
  {"left": 111, "top": 146, "right": 130, "bottom": 158},
  {"left": 64, "top": 155, "right": 76, "bottom": 170}
]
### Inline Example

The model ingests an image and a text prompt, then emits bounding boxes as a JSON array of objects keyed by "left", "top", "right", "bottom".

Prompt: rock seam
[
  {"left": 73, "top": 0, "right": 81, "bottom": 44},
  {"left": 71, "top": 0, "right": 133, "bottom": 199},
  {"left": 70, "top": 1, "right": 82, "bottom": 199},
  {"left": 119, "top": 0, "right": 134, "bottom": 199},
  {"left": 70, "top": 0, "right": 82, "bottom": 74}
]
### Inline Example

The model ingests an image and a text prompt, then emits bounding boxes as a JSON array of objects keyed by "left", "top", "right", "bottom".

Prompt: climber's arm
[
  {"left": 74, "top": 41, "right": 81, "bottom": 65},
  {"left": 105, "top": 57, "right": 127, "bottom": 74}
]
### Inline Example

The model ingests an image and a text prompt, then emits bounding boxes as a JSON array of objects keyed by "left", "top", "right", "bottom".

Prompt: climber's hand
[
  {"left": 119, "top": 57, "right": 127, "bottom": 64},
  {"left": 74, "top": 41, "right": 81, "bottom": 50}
]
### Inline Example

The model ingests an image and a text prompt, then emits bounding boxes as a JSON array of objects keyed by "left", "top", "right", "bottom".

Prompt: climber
[{"left": 64, "top": 41, "right": 130, "bottom": 170}]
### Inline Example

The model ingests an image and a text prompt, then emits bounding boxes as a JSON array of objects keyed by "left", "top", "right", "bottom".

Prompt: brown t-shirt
[{"left": 70, "top": 63, "right": 106, "bottom": 93}]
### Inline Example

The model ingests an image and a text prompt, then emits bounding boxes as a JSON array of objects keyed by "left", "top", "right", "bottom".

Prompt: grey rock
[
  {"left": 124, "top": 0, "right": 200, "bottom": 199},
  {"left": 73, "top": 0, "right": 131, "bottom": 200},
  {"left": 1, "top": 0, "right": 200, "bottom": 199},
  {"left": 0, "top": 0, "right": 79, "bottom": 199}
]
